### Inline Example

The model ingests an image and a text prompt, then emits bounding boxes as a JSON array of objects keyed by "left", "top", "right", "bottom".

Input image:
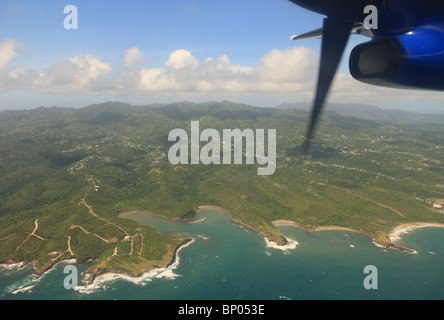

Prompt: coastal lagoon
[{"left": 1, "top": 209, "right": 444, "bottom": 300}]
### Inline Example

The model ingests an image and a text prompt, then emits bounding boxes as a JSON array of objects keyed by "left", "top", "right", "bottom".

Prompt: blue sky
[
  {"left": 1, "top": 0, "right": 321, "bottom": 66},
  {"left": 1, "top": 0, "right": 443, "bottom": 112}
]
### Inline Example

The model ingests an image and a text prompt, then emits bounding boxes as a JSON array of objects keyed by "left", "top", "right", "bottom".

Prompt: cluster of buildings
[{"left": 433, "top": 200, "right": 444, "bottom": 212}]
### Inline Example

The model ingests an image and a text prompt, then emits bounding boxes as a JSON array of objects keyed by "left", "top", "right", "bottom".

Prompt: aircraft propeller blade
[{"left": 300, "top": 17, "right": 354, "bottom": 155}]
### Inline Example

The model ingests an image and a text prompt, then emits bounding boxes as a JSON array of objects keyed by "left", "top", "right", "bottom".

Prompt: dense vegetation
[{"left": 0, "top": 101, "right": 443, "bottom": 277}]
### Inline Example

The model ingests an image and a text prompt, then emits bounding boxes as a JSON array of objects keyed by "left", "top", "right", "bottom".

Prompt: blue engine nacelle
[{"left": 350, "top": 19, "right": 444, "bottom": 91}]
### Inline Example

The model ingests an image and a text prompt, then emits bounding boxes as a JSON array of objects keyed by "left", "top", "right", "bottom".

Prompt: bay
[{"left": 1, "top": 209, "right": 444, "bottom": 300}]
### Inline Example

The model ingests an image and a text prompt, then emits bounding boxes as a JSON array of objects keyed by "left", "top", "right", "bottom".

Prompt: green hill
[{"left": 1, "top": 101, "right": 443, "bottom": 279}]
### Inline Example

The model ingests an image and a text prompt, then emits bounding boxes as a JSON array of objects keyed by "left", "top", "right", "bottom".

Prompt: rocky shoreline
[
  {"left": 195, "top": 206, "right": 420, "bottom": 252},
  {"left": 271, "top": 219, "right": 444, "bottom": 253},
  {"left": 85, "top": 238, "right": 193, "bottom": 285},
  {"left": 4, "top": 207, "right": 444, "bottom": 288},
  {"left": 0, "top": 236, "right": 194, "bottom": 287}
]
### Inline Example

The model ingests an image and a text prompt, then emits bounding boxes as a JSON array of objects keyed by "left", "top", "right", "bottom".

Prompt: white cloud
[
  {"left": 124, "top": 47, "right": 145, "bottom": 69},
  {"left": 46, "top": 55, "right": 112, "bottom": 91},
  {"left": 1, "top": 38, "right": 444, "bottom": 110},
  {"left": 165, "top": 49, "right": 198, "bottom": 70},
  {"left": 0, "top": 38, "right": 24, "bottom": 90},
  {"left": 0, "top": 38, "right": 20, "bottom": 70},
  {"left": 257, "top": 46, "right": 316, "bottom": 83},
  {"left": 0, "top": 40, "right": 112, "bottom": 94},
  {"left": 134, "top": 47, "right": 317, "bottom": 96}
]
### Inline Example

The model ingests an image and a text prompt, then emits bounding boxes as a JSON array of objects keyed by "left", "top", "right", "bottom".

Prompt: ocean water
[{"left": 1, "top": 209, "right": 444, "bottom": 300}]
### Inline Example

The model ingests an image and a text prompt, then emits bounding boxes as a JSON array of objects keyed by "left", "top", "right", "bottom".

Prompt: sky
[{"left": 1, "top": 0, "right": 444, "bottom": 113}]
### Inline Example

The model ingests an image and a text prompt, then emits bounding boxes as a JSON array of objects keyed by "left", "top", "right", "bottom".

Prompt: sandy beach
[
  {"left": 388, "top": 223, "right": 444, "bottom": 243},
  {"left": 271, "top": 219, "right": 444, "bottom": 253},
  {"left": 273, "top": 220, "right": 362, "bottom": 233}
]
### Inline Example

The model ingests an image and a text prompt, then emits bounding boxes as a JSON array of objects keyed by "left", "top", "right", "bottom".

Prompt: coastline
[
  {"left": 195, "top": 205, "right": 288, "bottom": 246},
  {"left": 273, "top": 220, "right": 359, "bottom": 233},
  {"left": 0, "top": 237, "right": 195, "bottom": 294},
  {"left": 272, "top": 219, "right": 444, "bottom": 253},
  {"left": 0, "top": 238, "right": 197, "bottom": 295},
  {"left": 120, "top": 206, "right": 444, "bottom": 254},
  {"left": 120, "top": 206, "right": 291, "bottom": 248},
  {"left": 5, "top": 207, "right": 444, "bottom": 291},
  {"left": 119, "top": 206, "right": 276, "bottom": 243},
  {"left": 0, "top": 223, "right": 194, "bottom": 290},
  {"left": 82, "top": 237, "right": 195, "bottom": 290},
  {"left": 388, "top": 223, "right": 444, "bottom": 243}
]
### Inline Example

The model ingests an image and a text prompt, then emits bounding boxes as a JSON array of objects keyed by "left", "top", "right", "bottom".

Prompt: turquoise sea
[{"left": 1, "top": 209, "right": 444, "bottom": 300}]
